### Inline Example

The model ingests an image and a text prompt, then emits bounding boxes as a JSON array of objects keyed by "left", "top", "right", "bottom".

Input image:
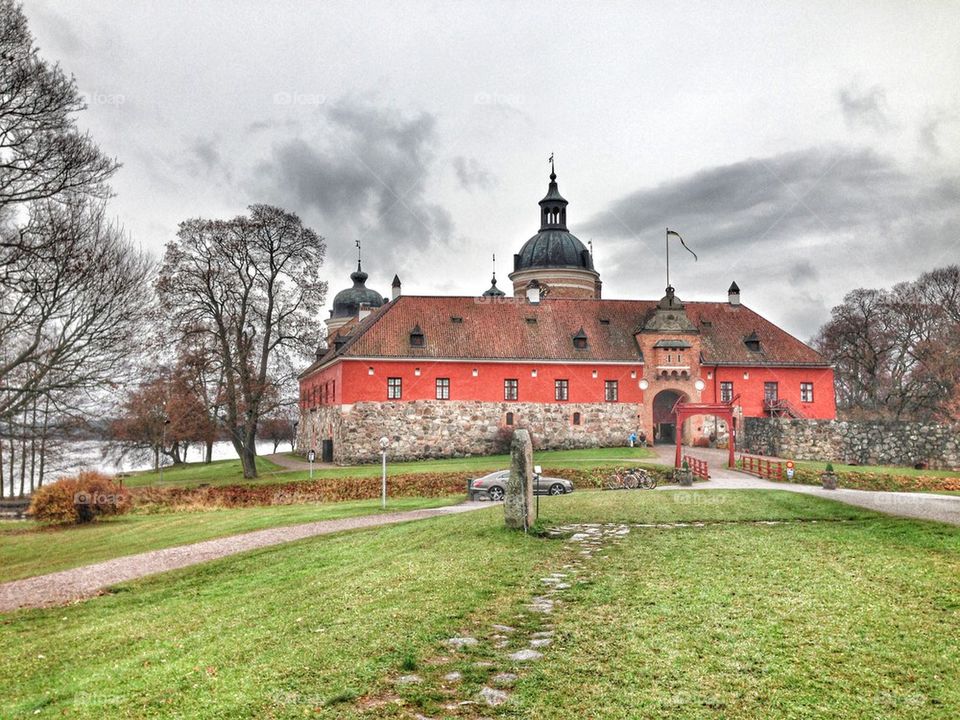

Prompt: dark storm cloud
[
  {"left": 581, "top": 147, "right": 920, "bottom": 247},
  {"left": 838, "top": 83, "right": 893, "bottom": 132},
  {"left": 251, "top": 101, "right": 452, "bottom": 272},
  {"left": 580, "top": 146, "right": 960, "bottom": 338},
  {"left": 452, "top": 156, "right": 496, "bottom": 191}
]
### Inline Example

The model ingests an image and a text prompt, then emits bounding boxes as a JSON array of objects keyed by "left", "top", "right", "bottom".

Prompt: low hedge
[
  {"left": 131, "top": 464, "right": 676, "bottom": 511},
  {"left": 782, "top": 466, "right": 960, "bottom": 493}
]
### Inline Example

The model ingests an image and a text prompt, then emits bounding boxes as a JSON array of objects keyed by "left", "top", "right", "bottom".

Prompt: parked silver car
[{"left": 470, "top": 470, "right": 574, "bottom": 501}]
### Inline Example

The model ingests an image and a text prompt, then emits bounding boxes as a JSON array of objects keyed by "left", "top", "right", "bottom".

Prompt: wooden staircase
[{"left": 764, "top": 398, "right": 806, "bottom": 418}]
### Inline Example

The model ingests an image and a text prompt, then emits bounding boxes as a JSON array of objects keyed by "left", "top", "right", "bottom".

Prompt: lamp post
[
  {"left": 159, "top": 418, "right": 170, "bottom": 485},
  {"left": 379, "top": 436, "right": 390, "bottom": 509}
]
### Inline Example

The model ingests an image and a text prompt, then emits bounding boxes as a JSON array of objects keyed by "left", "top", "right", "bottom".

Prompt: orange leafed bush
[{"left": 29, "top": 470, "right": 132, "bottom": 524}]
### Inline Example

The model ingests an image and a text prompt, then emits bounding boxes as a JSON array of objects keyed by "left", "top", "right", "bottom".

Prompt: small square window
[{"left": 800, "top": 382, "right": 814, "bottom": 403}]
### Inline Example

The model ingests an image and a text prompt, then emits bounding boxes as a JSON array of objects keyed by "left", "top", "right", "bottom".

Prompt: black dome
[
  {"left": 514, "top": 230, "right": 594, "bottom": 271},
  {"left": 331, "top": 268, "right": 385, "bottom": 319}
]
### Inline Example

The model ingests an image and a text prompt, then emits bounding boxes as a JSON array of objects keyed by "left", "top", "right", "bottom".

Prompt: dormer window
[
  {"left": 744, "top": 331, "right": 761, "bottom": 353},
  {"left": 572, "top": 327, "right": 588, "bottom": 350},
  {"left": 409, "top": 324, "right": 425, "bottom": 347}
]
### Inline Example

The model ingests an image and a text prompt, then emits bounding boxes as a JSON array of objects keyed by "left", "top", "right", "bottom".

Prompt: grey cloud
[
  {"left": 250, "top": 101, "right": 453, "bottom": 273},
  {"left": 917, "top": 109, "right": 958, "bottom": 157},
  {"left": 579, "top": 146, "right": 960, "bottom": 338},
  {"left": 838, "top": 83, "right": 893, "bottom": 132},
  {"left": 452, "top": 156, "right": 496, "bottom": 191}
]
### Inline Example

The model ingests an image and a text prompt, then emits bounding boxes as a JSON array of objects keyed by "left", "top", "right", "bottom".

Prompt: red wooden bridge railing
[
  {"left": 682, "top": 455, "right": 710, "bottom": 480},
  {"left": 739, "top": 454, "right": 784, "bottom": 480}
]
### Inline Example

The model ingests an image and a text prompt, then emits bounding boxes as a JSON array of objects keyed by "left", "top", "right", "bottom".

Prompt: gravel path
[
  {"left": 652, "top": 445, "right": 960, "bottom": 526},
  {"left": 0, "top": 502, "right": 489, "bottom": 613}
]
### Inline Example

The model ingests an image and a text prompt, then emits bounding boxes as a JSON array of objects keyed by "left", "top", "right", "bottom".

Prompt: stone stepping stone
[
  {"left": 531, "top": 630, "right": 554, "bottom": 638},
  {"left": 443, "top": 671, "right": 462, "bottom": 682},
  {"left": 396, "top": 674, "right": 422, "bottom": 684},
  {"left": 492, "top": 671, "right": 518, "bottom": 686},
  {"left": 554, "top": 583, "right": 571, "bottom": 590},
  {"left": 528, "top": 597, "right": 554, "bottom": 613},
  {"left": 491, "top": 624, "right": 515, "bottom": 633},
  {"left": 508, "top": 648, "right": 543, "bottom": 662},
  {"left": 479, "top": 687, "right": 510, "bottom": 707},
  {"left": 540, "top": 577, "right": 559, "bottom": 584},
  {"left": 444, "top": 637, "right": 478, "bottom": 649},
  {"left": 530, "top": 637, "right": 552, "bottom": 648}
]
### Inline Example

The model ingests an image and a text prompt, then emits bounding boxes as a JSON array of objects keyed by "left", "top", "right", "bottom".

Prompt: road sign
[
  {"left": 307, "top": 450, "right": 316, "bottom": 463},
  {"left": 785, "top": 460, "right": 795, "bottom": 469}
]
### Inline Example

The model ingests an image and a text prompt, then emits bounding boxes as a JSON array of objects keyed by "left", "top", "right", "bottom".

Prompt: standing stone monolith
[{"left": 505, "top": 429, "right": 535, "bottom": 530}]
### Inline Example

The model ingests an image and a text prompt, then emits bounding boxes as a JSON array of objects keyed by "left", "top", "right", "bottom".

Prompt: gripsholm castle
[{"left": 296, "top": 167, "right": 835, "bottom": 464}]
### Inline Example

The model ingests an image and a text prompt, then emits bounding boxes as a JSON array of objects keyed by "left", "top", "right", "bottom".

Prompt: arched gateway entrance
[{"left": 652, "top": 389, "right": 687, "bottom": 444}]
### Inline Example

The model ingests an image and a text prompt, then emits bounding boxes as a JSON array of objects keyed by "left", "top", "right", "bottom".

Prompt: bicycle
[{"left": 604, "top": 467, "right": 657, "bottom": 490}]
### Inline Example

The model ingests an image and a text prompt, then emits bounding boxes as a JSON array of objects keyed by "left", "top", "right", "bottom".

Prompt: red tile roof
[{"left": 302, "top": 295, "right": 827, "bottom": 377}]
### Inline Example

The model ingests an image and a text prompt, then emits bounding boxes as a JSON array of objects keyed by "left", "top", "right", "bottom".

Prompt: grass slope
[
  {"left": 0, "top": 496, "right": 460, "bottom": 583},
  {"left": 2, "top": 491, "right": 957, "bottom": 719}
]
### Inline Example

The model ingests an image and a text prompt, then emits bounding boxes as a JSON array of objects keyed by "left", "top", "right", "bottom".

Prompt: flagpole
[{"left": 665, "top": 228, "right": 670, "bottom": 288}]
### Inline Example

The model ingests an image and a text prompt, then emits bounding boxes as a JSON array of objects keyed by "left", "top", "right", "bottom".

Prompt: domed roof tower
[
  {"left": 325, "top": 244, "right": 386, "bottom": 340},
  {"left": 508, "top": 160, "right": 601, "bottom": 299}
]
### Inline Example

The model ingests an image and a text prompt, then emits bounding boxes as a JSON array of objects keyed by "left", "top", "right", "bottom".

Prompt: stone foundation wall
[
  {"left": 297, "top": 400, "right": 644, "bottom": 464},
  {"left": 742, "top": 418, "right": 960, "bottom": 469}
]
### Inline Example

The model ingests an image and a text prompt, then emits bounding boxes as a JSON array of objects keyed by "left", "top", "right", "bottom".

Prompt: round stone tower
[{"left": 509, "top": 164, "right": 601, "bottom": 299}]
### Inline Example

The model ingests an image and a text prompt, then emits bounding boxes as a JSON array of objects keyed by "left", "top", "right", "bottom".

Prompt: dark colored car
[{"left": 469, "top": 470, "right": 574, "bottom": 501}]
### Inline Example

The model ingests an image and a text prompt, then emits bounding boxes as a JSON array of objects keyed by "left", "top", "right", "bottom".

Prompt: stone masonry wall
[
  {"left": 742, "top": 417, "right": 960, "bottom": 469},
  {"left": 297, "top": 400, "right": 644, "bottom": 465}
]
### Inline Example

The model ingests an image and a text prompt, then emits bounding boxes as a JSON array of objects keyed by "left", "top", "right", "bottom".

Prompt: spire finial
[
  {"left": 588, "top": 239, "right": 593, "bottom": 257},
  {"left": 492, "top": 253, "right": 497, "bottom": 283},
  {"left": 548, "top": 152, "right": 556, "bottom": 181},
  {"left": 355, "top": 238, "right": 362, "bottom": 271}
]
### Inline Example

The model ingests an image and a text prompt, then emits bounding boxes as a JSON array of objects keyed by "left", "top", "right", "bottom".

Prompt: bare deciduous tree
[
  {"left": 157, "top": 205, "right": 326, "bottom": 478},
  {"left": 813, "top": 265, "right": 960, "bottom": 421}
]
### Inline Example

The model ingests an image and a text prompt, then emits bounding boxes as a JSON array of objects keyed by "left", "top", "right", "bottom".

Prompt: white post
[
  {"left": 378, "top": 436, "right": 389, "bottom": 509},
  {"left": 381, "top": 450, "right": 387, "bottom": 509}
]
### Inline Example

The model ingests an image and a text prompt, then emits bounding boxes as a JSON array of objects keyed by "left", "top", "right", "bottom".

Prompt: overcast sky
[{"left": 25, "top": 0, "right": 960, "bottom": 339}]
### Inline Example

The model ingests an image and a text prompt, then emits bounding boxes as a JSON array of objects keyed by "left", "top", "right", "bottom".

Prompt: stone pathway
[
  {"left": 356, "top": 522, "right": 633, "bottom": 718},
  {"left": 0, "top": 502, "right": 489, "bottom": 613}
]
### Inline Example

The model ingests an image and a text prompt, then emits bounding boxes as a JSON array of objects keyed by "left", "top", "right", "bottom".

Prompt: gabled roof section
[
  {"left": 300, "top": 295, "right": 829, "bottom": 378},
  {"left": 687, "top": 304, "right": 825, "bottom": 366}
]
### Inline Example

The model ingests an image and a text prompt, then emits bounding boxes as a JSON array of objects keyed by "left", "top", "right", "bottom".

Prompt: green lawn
[
  {"left": 0, "top": 496, "right": 459, "bottom": 583},
  {"left": 794, "top": 460, "right": 960, "bottom": 479},
  {"left": 124, "top": 446, "right": 659, "bottom": 488},
  {"left": 2, "top": 490, "right": 957, "bottom": 719}
]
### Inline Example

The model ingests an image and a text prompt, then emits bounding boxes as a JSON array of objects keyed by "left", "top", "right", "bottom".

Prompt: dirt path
[
  {"left": 0, "top": 502, "right": 490, "bottom": 613},
  {"left": 263, "top": 452, "right": 337, "bottom": 472}
]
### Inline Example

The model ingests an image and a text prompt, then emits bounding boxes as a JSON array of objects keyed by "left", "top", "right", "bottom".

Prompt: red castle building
[{"left": 297, "top": 168, "right": 835, "bottom": 464}]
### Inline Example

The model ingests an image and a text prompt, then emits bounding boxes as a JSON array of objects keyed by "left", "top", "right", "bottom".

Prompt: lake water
[{"left": 1, "top": 439, "right": 284, "bottom": 496}]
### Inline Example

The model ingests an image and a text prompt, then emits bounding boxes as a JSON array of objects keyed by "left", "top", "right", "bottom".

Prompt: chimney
[
  {"left": 728, "top": 281, "right": 741, "bottom": 306},
  {"left": 391, "top": 274, "right": 401, "bottom": 301}
]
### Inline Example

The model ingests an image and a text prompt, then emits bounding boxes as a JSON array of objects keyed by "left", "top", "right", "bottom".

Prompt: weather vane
[
  {"left": 549, "top": 152, "right": 554, "bottom": 175},
  {"left": 355, "top": 238, "right": 362, "bottom": 269}
]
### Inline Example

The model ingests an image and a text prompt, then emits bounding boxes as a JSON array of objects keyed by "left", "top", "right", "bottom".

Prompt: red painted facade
[{"left": 300, "top": 357, "right": 836, "bottom": 420}]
